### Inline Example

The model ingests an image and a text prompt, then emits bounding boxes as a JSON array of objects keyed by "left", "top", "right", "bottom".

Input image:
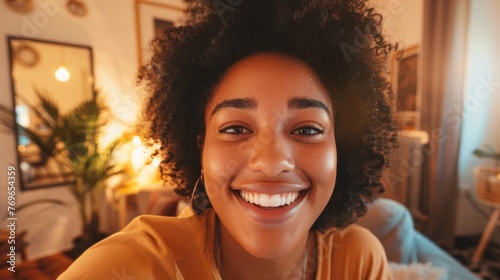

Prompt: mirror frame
[{"left": 7, "top": 35, "right": 95, "bottom": 191}]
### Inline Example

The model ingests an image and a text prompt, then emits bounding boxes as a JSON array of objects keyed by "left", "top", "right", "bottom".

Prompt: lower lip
[{"left": 234, "top": 191, "right": 307, "bottom": 225}]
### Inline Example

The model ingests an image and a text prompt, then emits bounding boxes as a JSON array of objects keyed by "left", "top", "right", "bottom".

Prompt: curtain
[{"left": 420, "top": 0, "right": 470, "bottom": 247}]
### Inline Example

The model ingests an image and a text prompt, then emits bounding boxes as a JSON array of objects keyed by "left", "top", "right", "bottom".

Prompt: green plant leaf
[{"left": 473, "top": 144, "right": 500, "bottom": 160}]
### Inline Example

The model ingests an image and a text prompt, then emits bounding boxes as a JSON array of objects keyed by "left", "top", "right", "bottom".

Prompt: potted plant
[
  {"left": 0, "top": 90, "right": 130, "bottom": 253},
  {"left": 473, "top": 144, "right": 500, "bottom": 166}
]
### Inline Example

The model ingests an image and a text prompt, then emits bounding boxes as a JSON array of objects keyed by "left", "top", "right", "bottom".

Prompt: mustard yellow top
[{"left": 59, "top": 208, "right": 393, "bottom": 280}]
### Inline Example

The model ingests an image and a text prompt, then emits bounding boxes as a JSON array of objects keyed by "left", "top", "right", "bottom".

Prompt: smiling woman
[
  {"left": 202, "top": 53, "right": 337, "bottom": 268},
  {"left": 59, "top": 0, "right": 399, "bottom": 279}
]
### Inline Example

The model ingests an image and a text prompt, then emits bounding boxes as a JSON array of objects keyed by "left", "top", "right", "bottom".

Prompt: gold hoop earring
[{"left": 190, "top": 170, "right": 204, "bottom": 203}]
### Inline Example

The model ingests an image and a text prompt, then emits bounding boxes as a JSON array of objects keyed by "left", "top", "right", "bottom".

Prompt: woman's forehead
[
  {"left": 222, "top": 52, "right": 313, "bottom": 80},
  {"left": 205, "top": 52, "right": 333, "bottom": 114}
]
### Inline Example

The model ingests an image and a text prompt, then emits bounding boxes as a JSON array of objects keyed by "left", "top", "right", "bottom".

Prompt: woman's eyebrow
[
  {"left": 211, "top": 97, "right": 257, "bottom": 116},
  {"left": 210, "top": 96, "right": 330, "bottom": 116},
  {"left": 288, "top": 97, "right": 331, "bottom": 115}
]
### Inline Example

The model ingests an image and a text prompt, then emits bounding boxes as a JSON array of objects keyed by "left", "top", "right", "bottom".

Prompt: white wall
[
  {"left": 0, "top": 0, "right": 140, "bottom": 259},
  {"left": 370, "top": 0, "right": 423, "bottom": 47},
  {"left": 455, "top": 0, "right": 500, "bottom": 243}
]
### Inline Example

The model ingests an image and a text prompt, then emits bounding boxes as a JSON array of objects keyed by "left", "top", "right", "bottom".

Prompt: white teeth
[
  {"left": 239, "top": 191, "right": 301, "bottom": 208},
  {"left": 254, "top": 193, "right": 260, "bottom": 204},
  {"left": 260, "top": 194, "right": 270, "bottom": 206},
  {"left": 270, "top": 195, "right": 281, "bottom": 207}
]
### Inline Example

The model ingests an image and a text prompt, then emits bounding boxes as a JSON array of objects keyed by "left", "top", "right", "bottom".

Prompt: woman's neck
[{"left": 216, "top": 222, "right": 316, "bottom": 280}]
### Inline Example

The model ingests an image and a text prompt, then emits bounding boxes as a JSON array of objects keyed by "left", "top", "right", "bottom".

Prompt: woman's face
[{"left": 202, "top": 53, "right": 337, "bottom": 259}]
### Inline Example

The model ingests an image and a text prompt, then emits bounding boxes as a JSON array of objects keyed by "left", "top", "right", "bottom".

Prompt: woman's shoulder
[
  {"left": 58, "top": 208, "right": 217, "bottom": 279},
  {"left": 315, "top": 224, "right": 393, "bottom": 280},
  {"left": 317, "top": 224, "right": 386, "bottom": 256},
  {"left": 113, "top": 207, "right": 217, "bottom": 257},
  {"left": 125, "top": 206, "right": 212, "bottom": 238},
  {"left": 319, "top": 223, "right": 378, "bottom": 241}
]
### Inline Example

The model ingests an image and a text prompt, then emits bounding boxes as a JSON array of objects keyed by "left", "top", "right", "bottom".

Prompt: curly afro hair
[{"left": 138, "top": 0, "right": 399, "bottom": 230}]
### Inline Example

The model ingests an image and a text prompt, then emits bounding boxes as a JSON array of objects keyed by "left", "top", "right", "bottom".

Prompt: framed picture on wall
[
  {"left": 135, "top": 0, "right": 185, "bottom": 65},
  {"left": 392, "top": 45, "right": 421, "bottom": 130}
]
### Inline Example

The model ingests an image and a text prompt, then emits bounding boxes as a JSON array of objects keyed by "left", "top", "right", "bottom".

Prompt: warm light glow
[
  {"left": 131, "top": 135, "right": 147, "bottom": 172},
  {"left": 132, "top": 135, "right": 142, "bottom": 146},
  {"left": 127, "top": 136, "right": 162, "bottom": 186},
  {"left": 131, "top": 145, "right": 147, "bottom": 172},
  {"left": 55, "top": 65, "right": 70, "bottom": 82},
  {"left": 152, "top": 157, "right": 161, "bottom": 167}
]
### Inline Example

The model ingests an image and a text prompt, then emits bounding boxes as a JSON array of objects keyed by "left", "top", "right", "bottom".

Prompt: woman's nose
[{"left": 247, "top": 130, "right": 295, "bottom": 176}]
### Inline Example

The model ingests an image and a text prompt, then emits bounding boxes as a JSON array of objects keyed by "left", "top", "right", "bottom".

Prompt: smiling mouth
[{"left": 239, "top": 190, "right": 301, "bottom": 208}]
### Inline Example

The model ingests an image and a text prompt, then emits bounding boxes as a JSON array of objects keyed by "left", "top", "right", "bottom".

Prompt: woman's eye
[
  {"left": 219, "top": 125, "right": 252, "bottom": 134},
  {"left": 291, "top": 126, "right": 324, "bottom": 136}
]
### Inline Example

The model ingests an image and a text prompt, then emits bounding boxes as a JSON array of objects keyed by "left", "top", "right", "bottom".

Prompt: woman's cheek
[
  {"left": 202, "top": 142, "right": 242, "bottom": 200},
  {"left": 300, "top": 144, "right": 337, "bottom": 192}
]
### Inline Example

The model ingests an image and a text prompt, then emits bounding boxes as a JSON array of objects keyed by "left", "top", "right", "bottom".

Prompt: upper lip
[{"left": 231, "top": 182, "right": 309, "bottom": 195}]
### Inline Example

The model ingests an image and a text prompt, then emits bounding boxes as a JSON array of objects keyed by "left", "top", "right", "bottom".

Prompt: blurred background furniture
[
  {"left": 0, "top": 230, "right": 72, "bottom": 280},
  {"left": 112, "top": 183, "right": 182, "bottom": 229},
  {"left": 471, "top": 165, "right": 500, "bottom": 264},
  {"left": 381, "top": 130, "right": 429, "bottom": 230},
  {"left": 356, "top": 198, "right": 480, "bottom": 280}
]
